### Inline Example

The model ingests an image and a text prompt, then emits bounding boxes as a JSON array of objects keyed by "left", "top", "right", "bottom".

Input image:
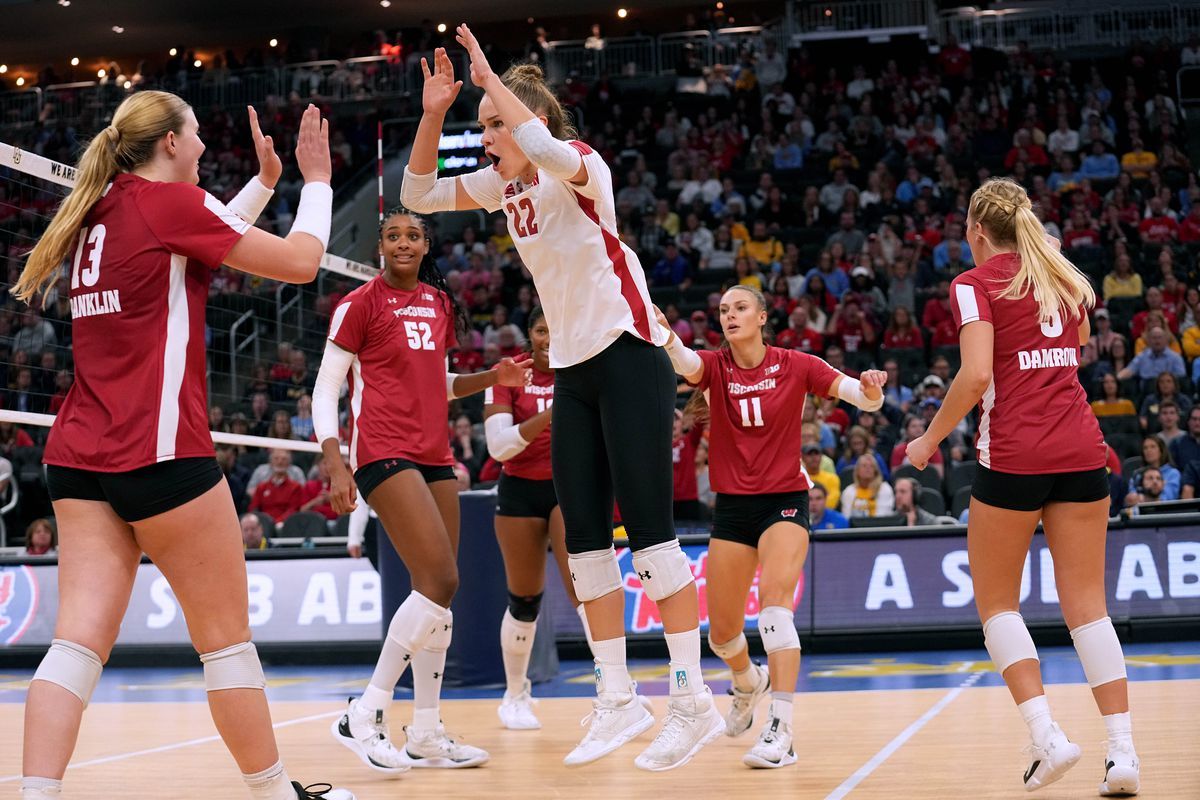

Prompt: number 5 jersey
[{"left": 328, "top": 277, "right": 458, "bottom": 470}]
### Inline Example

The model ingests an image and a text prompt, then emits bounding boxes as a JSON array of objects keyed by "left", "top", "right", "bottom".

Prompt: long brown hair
[
  {"left": 500, "top": 64, "right": 577, "bottom": 140},
  {"left": 683, "top": 285, "right": 768, "bottom": 423},
  {"left": 13, "top": 91, "right": 191, "bottom": 303}
]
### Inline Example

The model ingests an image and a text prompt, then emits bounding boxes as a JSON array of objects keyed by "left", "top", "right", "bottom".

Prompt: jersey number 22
[{"left": 505, "top": 198, "right": 538, "bottom": 238}]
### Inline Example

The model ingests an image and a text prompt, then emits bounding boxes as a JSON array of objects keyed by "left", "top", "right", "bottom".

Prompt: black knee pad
[{"left": 507, "top": 591, "right": 543, "bottom": 622}]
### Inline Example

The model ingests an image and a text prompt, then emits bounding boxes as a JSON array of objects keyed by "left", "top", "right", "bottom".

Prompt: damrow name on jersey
[
  {"left": 729, "top": 377, "right": 777, "bottom": 395},
  {"left": 70, "top": 289, "right": 122, "bottom": 320},
  {"left": 1017, "top": 347, "right": 1079, "bottom": 371}
]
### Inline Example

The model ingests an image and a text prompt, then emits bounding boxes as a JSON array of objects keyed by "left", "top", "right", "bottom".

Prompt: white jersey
[{"left": 460, "top": 140, "right": 669, "bottom": 368}]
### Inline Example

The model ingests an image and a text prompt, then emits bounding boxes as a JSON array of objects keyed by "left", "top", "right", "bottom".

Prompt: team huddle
[{"left": 14, "top": 22, "right": 1140, "bottom": 800}]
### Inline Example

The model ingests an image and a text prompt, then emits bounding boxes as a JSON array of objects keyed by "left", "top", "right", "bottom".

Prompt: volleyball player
[
  {"left": 317, "top": 207, "right": 527, "bottom": 772},
  {"left": 907, "top": 178, "right": 1139, "bottom": 795},
  {"left": 655, "top": 289, "right": 885, "bottom": 768},
  {"left": 401, "top": 39, "right": 720, "bottom": 770},
  {"left": 14, "top": 92, "right": 352, "bottom": 800}
]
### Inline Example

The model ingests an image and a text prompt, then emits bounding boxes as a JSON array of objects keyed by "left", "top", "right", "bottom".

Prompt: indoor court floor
[{"left": 2, "top": 642, "right": 1197, "bottom": 799}]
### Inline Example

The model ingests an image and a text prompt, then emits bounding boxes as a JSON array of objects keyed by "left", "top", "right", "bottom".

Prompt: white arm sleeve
[
  {"left": 836, "top": 376, "right": 885, "bottom": 412},
  {"left": 663, "top": 335, "right": 703, "bottom": 376},
  {"left": 313, "top": 339, "right": 354, "bottom": 443},
  {"left": 484, "top": 413, "right": 530, "bottom": 462},
  {"left": 400, "top": 166, "right": 459, "bottom": 214},
  {"left": 224, "top": 177, "right": 274, "bottom": 225},
  {"left": 347, "top": 500, "right": 368, "bottom": 547},
  {"left": 511, "top": 120, "right": 583, "bottom": 181}
]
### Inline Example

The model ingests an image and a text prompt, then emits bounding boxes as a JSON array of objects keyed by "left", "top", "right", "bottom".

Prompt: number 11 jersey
[{"left": 328, "top": 277, "right": 457, "bottom": 470}]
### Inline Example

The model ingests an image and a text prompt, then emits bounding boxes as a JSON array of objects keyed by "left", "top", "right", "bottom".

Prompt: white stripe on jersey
[
  {"left": 329, "top": 301, "right": 352, "bottom": 341},
  {"left": 156, "top": 254, "right": 190, "bottom": 462},
  {"left": 203, "top": 192, "right": 252, "bottom": 236},
  {"left": 976, "top": 377, "right": 996, "bottom": 469},
  {"left": 956, "top": 284, "right": 981, "bottom": 324},
  {"left": 349, "top": 356, "right": 365, "bottom": 471}
]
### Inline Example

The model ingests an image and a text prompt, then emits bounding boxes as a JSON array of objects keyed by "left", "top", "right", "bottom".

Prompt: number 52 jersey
[{"left": 328, "top": 277, "right": 457, "bottom": 470}]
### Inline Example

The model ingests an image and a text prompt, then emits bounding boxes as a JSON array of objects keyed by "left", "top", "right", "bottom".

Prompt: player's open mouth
[
  {"left": 726, "top": 324, "right": 740, "bottom": 334},
  {"left": 487, "top": 151, "right": 501, "bottom": 170}
]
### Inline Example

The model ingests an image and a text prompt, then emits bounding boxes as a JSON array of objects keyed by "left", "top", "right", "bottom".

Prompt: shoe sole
[
  {"left": 498, "top": 704, "right": 542, "bottom": 730},
  {"left": 563, "top": 708, "right": 656, "bottom": 767},
  {"left": 1025, "top": 743, "right": 1082, "bottom": 792},
  {"left": 743, "top": 750, "right": 798, "bottom": 769},
  {"left": 329, "top": 716, "right": 411, "bottom": 775},
  {"left": 634, "top": 709, "right": 725, "bottom": 772},
  {"left": 1099, "top": 766, "right": 1140, "bottom": 796},
  {"left": 399, "top": 751, "right": 489, "bottom": 769}
]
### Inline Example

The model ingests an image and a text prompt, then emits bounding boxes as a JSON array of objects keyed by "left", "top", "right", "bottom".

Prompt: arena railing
[{"left": 938, "top": 2, "right": 1200, "bottom": 52}]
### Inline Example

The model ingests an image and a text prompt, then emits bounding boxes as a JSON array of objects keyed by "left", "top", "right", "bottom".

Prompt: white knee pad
[
  {"left": 200, "top": 640, "right": 266, "bottom": 691},
  {"left": 425, "top": 609, "right": 453, "bottom": 652},
  {"left": 387, "top": 590, "right": 448, "bottom": 653},
  {"left": 568, "top": 546, "right": 623, "bottom": 602},
  {"left": 708, "top": 631, "right": 748, "bottom": 661},
  {"left": 757, "top": 606, "right": 800, "bottom": 654},
  {"left": 1070, "top": 616, "right": 1127, "bottom": 688},
  {"left": 982, "top": 611, "right": 1040, "bottom": 674},
  {"left": 31, "top": 639, "right": 102, "bottom": 707},
  {"left": 631, "top": 540, "right": 695, "bottom": 601}
]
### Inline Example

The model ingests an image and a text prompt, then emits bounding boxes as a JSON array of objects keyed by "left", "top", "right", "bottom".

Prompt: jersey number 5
[
  {"left": 504, "top": 198, "right": 538, "bottom": 238},
  {"left": 738, "top": 397, "right": 765, "bottom": 427},
  {"left": 403, "top": 321, "right": 435, "bottom": 350},
  {"left": 1039, "top": 309, "right": 1063, "bottom": 338},
  {"left": 71, "top": 224, "right": 106, "bottom": 289}
]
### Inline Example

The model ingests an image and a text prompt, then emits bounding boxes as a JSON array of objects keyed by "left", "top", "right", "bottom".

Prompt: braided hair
[{"left": 379, "top": 205, "right": 470, "bottom": 337}]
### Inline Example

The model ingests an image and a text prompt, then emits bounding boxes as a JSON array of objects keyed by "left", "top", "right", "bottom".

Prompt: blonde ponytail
[
  {"left": 969, "top": 177, "right": 1096, "bottom": 325},
  {"left": 12, "top": 90, "right": 191, "bottom": 304}
]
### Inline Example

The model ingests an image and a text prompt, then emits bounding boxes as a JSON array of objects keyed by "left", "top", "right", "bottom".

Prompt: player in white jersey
[{"left": 401, "top": 39, "right": 721, "bottom": 770}]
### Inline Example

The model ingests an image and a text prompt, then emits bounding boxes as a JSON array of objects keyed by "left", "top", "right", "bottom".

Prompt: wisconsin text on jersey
[
  {"left": 70, "top": 289, "right": 122, "bottom": 319},
  {"left": 392, "top": 305, "right": 437, "bottom": 319},
  {"left": 1017, "top": 346, "right": 1080, "bottom": 370},
  {"left": 728, "top": 378, "right": 778, "bottom": 395}
]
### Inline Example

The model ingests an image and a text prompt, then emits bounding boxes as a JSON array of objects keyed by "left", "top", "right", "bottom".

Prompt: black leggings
[{"left": 552, "top": 333, "right": 677, "bottom": 554}]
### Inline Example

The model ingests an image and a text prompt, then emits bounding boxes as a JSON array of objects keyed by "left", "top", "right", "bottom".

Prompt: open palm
[{"left": 421, "top": 47, "right": 463, "bottom": 116}]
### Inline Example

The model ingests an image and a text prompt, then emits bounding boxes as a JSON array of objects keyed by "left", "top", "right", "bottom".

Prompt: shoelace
[
  {"left": 293, "top": 782, "right": 333, "bottom": 799},
  {"left": 579, "top": 698, "right": 616, "bottom": 728},
  {"left": 649, "top": 710, "right": 691, "bottom": 750}
]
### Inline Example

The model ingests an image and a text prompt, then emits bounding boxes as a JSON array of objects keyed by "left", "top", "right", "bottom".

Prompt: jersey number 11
[{"left": 738, "top": 397, "right": 764, "bottom": 427}]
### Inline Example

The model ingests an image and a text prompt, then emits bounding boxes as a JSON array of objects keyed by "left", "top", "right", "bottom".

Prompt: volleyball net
[{"left": 0, "top": 140, "right": 376, "bottom": 546}]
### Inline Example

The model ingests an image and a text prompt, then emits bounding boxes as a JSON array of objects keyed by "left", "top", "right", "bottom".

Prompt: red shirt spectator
[
  {"left": 1139, "top": 213, "right": 1178, "bottom": 244},
  {"left": 937, "top": 37, "right": 972, "bottom": 78},
  {"left": 883, "top": 325, "right": 924, "bottom": 350},
  {"left": 922, "top": 288, "right": 954, "bottom": 331},
  {"left": 250, "top": 474, "right": 305, "bottom": 524},
  {"left": 1179, "top": 207, "right": 1200, "bottom": 242},
  {"left": 931, "top": 318, "right": 960, "bottom": 347},
  {"left": 1064, "top": 226, "right": 1103, "bottom": 249}
]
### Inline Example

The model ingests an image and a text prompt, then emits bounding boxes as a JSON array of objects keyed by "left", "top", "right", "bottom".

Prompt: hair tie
[{"left": 105, "top": 126, "right": 121, "bottom": 146}]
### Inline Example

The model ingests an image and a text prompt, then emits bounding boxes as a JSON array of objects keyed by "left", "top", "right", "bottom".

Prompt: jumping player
[
  {"left": 401, "top": 38, "right": 720, "bottom": 770},
  {"left": 656, "top": 288, "right": 885, "bottom": 768},
  {"left": 14, "top": 92, "right": 353, "bottom": 800},
  {"left": 907, "top": 177, "right": 1139, "bottom": 795},
  {"left": 317, "top": 207, "right": 527, "bottom": 772},
  {"left": 484, "top": 306, "right": 592, "bottom": 729}
]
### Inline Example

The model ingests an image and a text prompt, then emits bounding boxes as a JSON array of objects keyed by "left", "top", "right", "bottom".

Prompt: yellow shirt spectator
[
  {"left": 1091, "top": 398, "right": 1138, "bottom": 417},
  {"left": 1102, "top": 272, "right": 1143, "bottom": 301},
  {"left": 743, "top": 237, "right": 783, "bottom": 267},
  {"left": 810, "top": 470, "right": 841, "bottom": 510},
  {"left": 1121, "top": 149, "right": 1158, "bottom": 178},
  {"left": 1182, "top": 325, "right": 1200, "bottom": 360}
]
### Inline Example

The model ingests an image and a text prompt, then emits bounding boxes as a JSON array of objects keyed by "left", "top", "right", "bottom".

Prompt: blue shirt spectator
[
  {"left": 1118, "top": 329, "right": 1186, "bottom": 380},
  {"left": 932, "top": 238, "right": 973, "bottom": 270},
  {"left": 885, "top": 384, "right": 914, "bottom": 411},
  {"left": 1129, "top": 464, "right": 1181, "bottom": 502},
  {"left": 652, "top": 244, "right": 690, "bottom": 287},
  {"left": 1048, "top": 169, "right": 1083, "bottom": 194},
  {"left": 896, "top": 174, "right": 935, "bottom": 206},
  {"left": 1081, "top": 151, "right": 1120, "bottom": 180},
  {"left": 805, "top": 266, "right": 849, "bottom": 299},
  {"left": 773, "top": 139, "right": 804, "bottom": 171},
  {"left": 1170, "top": 410, "right": 1200, "bottom": 471}
]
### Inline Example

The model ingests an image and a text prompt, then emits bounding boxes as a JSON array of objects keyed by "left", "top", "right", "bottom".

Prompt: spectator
[
  {"left": 894, "top": 477, "right": 939, "bottom": 526},
  {"left": 12, "top": 309, "right": 56, "bottom": 357},
  {"left": 826, "top": 212, "right": 866, "bottom": 255},
  {"left": 802, "top": 442, "right": 841, "bottom": 510},
  {"left": 819, "top": 168, "right": 857, "bottom": 215},
  {"left": 733, "top": 256, "right": 767, "bottom": 291},
  {"left": 1124, "top": 465, "right": 1165, "bottom": 509},
  {"left": 882, "top": 359, "right": 914, "bottom": 414},
  {"left": 1080, "top": 140, "right": 1120, "bottom": 180},
  {"left": 1082, "top": 309, "right": 1121, "bottom": 368},
  {"left": 1091, "top": 373, "right": 1137, "bottom": 418},
  {"left": 453, "top": 461, "right": 473, "bottom": 492},
  {"left": 1183, "top": 460, "right": 1200, "bottom": 499},
  {"left": 805, "top": 251, "right": 850, "bottom": 300},
  {"left": 248, "top": 449, "right": 305, "bottom": 524},
  {"left": 0, "top": 422, "right": 34, "bottom": 457},
  {"left": 1102, "top": 252, "right": 1143, "bottom": 301},
  {"left": 1170, "top": 406, "right": 1200, "bottom": 474},
  {"left": 245, "top": 447, "right": 307, "bottom": 497},
  {"left": 291, "top": 394, "right": 315, "bottom": 441},
  {"left": 240, "top": 513, "right": 269, "bottom": 550},
  {"left": 273, "top": 350, "right": 315, "bottom": 403},
  {"left": 1130, "top": 435, "right": 1180, "bottom": 501},
  {"left": 1063, "top": 208, "right": 1102, "bottom": 250},
  {"left": 687, "top": 310, "right": 721, "bottom": 350},
  {"left": 8, "top": 367, "right": 47, "bottom": 414},
  {"left": 247, "top": 391, "right": 272, "bottom": 437},
  {"left": 1157, "top": 401, "right": 1185, "bottom": 446},
  {"left": 1047, "top": 116, "right": 1080, "bottom": 155},
  {"left": 827, "top": 298, "right": 876, "bottom": 355},
  {"left": 1004, "top": 129, "right": 1049, "bottom": 171},
  {"left": 1138, "top": 372, "right": 1193, "bottom": 431},
  {"left": 892, "top": 415, "right": 944, "bottom": 477},
  {"left": 775, "top": 306, "right": 825, "bottom": 352},
  {"left": 1138, "top": 197, "right": 1178, "bottom": 244},
  {"left": 1131, "top": 287, "right": 1178, "bottom": 340},
  {"left": 483, "top": 305, "right": 527, "bottom": 348},
  {"left": 267, "top": 409, "right": 296, "bottom": 441},
  {"left": 836, "top": 425, "right": 889, "bottom": 480},
  {"left": 841, "top": 454, "right": 895, "bottom": 518},
  {"left": 450, "top": 414, "right": 486, "bottom": 482},
  {"left": 1121, "top": 137, "right": 1157, "bottom": 179},
  {"left": 773, "top": 135, "right": 804, "bottom": 171},
  {"left": 243, "top": 364, "right": 273, "bottom": 403},
  {"left": 301, "top": 454, "right": 337, "bottom": 520},
  {"left": 616, "top": 170, "right": 655, "bottom": 212},
  {"left": 743, "top": 220, "right": 784, "bottom": 269},
  {"left": 652, "top": 242, "right": 692, "bottom": 287},
  {"left": 808, "top": 482, "right": 848, "bottom": 531},
  {"left": 215, "top": 443, "right": 250, "bottom": 515},
  {"left": 24, "top": 518, "right": 56, "bottom": 556},
  {"left": 921, "top": 279, "right": 954, "bottom": 332},
  {"left": 1118, "top": 328, "right": 1186, "bottom": 380},
  {"left": 883, "top": 306, "right": 924, "bottom": 350},
  {"left": 1048, "top": 154, "right": 1083, "bottom": 195}
]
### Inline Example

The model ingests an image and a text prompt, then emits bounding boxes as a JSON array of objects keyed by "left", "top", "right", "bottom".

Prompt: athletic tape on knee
[
  {"left": 631, "top": 540, "right": 695, "bottom": 601},
  {"left": 982, "top": 611, "right": 1040, "bottom": 673},
  {"left": 708, "top": 632, "right": 748, "bottom": 661},
  {"left": 758, "top": 606, "right": 800, "bottom": 654},
  {"left": 425, "top": 608, "right": 453, "bottom": 652},
  {"left": 200, "top": 641, "right": 265, "bottom": 692},
  {"left": 568, "top": 546, "right": 623, "bottom": 602},
  {"left": 386, "top": 590, "right": 448, "bottom": 653},
  {"left": 507, "top": 591, "right": 543, "bottom": 623},
  {"left": 31, "top": 638, "right": 102, "bottom": 707},
  {"left": 1070, "top": 617, "right": 1127, "bottom": 688}
]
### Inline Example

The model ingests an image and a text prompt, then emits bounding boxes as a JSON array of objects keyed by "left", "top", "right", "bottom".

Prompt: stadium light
[
  {"left": 617, "top": 7, "right": 628, "bottom": 18},
  {"left": 169, "top": 47, "right": 177, "bottom": 56},
  {"left": 97, "top": 68, "right": 106, "bottom": 78},
  {"left": 124, "top": 81, "right": 132, "bottom": 89},
  {"left": 380, "top": 0, "right": 391, "bottom": 6},
  {"left": 0, "top": 65, "right": 7, "bottom": 73},
  {"left": 16, "top": 76, "right": 25, "bottom": 86},
  {"left": 193, "top": 59, "right": 202, "bottom": 68},
  {"left": 437, "top": 23, "right": 447, "bottom": 33},
  {"left": 71, "top": 57, "right": 80, "bottom": 66},
  {"left": 269, "top": 38, "right": 278, "bottom": 47},
  {"left": 112, "top": 25, "right": 125, "bottom": 33}
]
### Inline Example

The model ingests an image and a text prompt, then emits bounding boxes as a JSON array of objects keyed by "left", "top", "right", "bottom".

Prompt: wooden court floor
[{"left": 1, "top": 680, "right": 1196, "bottom": 799}]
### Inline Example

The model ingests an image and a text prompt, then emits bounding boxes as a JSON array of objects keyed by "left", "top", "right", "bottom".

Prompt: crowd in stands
[{"left": 5, "top": 30, "right": 1200, "bottom": 548}]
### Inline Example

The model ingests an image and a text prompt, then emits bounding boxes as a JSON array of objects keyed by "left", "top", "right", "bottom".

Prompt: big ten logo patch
[{"left": 0, "top": 566, "right": 39, "bottom": 645}]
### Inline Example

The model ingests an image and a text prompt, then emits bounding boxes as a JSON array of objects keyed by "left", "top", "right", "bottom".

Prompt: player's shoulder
[
  {"left": 567, "top": 139, "right": 597, "bottom": 156},
  {"left": 341, "top": 277, "right": 379, "bottom": 303}
]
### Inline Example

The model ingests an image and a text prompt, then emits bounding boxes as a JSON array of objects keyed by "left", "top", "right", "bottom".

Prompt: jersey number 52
[
  {"left": 403, "top": 321, "right": 435, "bottom": 350},
  {"left": 504, "top": 198, "right": 539, "bottom": 238}
]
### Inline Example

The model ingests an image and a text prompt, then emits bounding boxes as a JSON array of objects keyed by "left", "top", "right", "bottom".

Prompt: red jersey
[
  {"left": 950, "top": 253, "right": 1105, "bottom": 473},
  {"left": 43, "top": 174, "right": 247, "bottom": 471},
  {"left": 329, "top": 277, "right": 457, "bottom": 470},
  {"left": 1138, "top": 215, "right": 1178, "bottom": 243},
  {"left": 774, "top": 326, "right": 824, "bottom": 353},
  {"left": 1063, "top": 228, "right": 1102, "bottom": 249},
  {"left": 1178, "top": 215, "right": 1200, "bottom": 243},
  {"left": 250, "top": 477, "right": 304, "bottom": 523},
  {"left": 485, "top": 365, "right": 554, "bottom": 480},
  {"left": 834, "top": 319, "right": 872, "bottom": 353},
  {"left": 883, "top": 327, "right": 923, "bottom": 350},
  {"left": 672, "top": 424, "right": 704, "bottom": 502},
  {"left": 695, "top": 346, "right": 838, "bottom": 494}
]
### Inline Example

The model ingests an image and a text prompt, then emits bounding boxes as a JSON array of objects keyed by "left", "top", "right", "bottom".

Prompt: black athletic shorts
[
  {"left": 711, "top": 490, "right": 810, "bottom": 548},
  {"left": 971, "top": 465, "right": 1109, "bottom": 512},
  {"left": 355, "top": 458, "right": 455, "bottom": 502},
  {"left": 46, "top": 457, "right": 224, "bottom": 523},
  {"left": 497, "top": 473, "right": 559, "bottom": 520}
]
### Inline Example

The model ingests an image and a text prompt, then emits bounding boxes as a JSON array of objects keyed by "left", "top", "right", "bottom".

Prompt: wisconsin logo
[
  {"left": 781, "top": 509, "right": 798, "bottom": 518},
  {"left": 0, "top": 566, "right": 39, "bottom": 645}
]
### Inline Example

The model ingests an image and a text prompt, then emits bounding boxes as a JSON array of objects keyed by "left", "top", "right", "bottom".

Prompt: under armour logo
[
  {"left": 762, "top": 625, "right": 776, "bottom": 633},
  {"left": 570, "top": 572, "right": 576, "bottom": 581},
  {"left": 384, "top": 460, "right": 399, "bottom": 469},
  {"left": 515, "top": 635, "right": 527, "bottom": 642},
  {"left": 637, "top": 570, "right": 652, "bottom": 581},
  {"left": 402, "top": 654, "right": 411, "bottom": 661},
  {"left": 443, "top": 623, "right": 452, "bottom": 631},
  {"left": 388, "top": 297, "right": 398, "bottom": 304},
  {"left": 433, "top": 671, "right": 442, "bottom": 679}
]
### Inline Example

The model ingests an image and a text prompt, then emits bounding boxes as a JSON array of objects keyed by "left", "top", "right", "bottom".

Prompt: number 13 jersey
[
  {"left": 328, "top": 277, "right": 457, "bottom": 470},
  {"left": 459, "top": 140, "right": 669, "bottom": 368}
]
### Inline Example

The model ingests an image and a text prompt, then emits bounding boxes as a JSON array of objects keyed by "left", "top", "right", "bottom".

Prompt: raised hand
[
  {"left": 495, "top": 354, "right": 533, "bottom": 386},
  {"left": 247, "top": 105, "right": 282, "bottom": 188},
  {"left": 421, "top": 47, "right": 463, "bottom": 116},
  {"left": 295, "top": 103, "right": 331, "bottom": 184},
  {"left": 455, "top": 23, "right": 495, "bottom": 88}
]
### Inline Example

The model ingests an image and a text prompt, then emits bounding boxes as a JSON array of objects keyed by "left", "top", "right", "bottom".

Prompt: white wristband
[
  {"left": 446, "top": 372, "right": 459, "bottom": 400},
  {"left": 836, "top": 376, "right": 884, "bottom": 412},
  {"left": 291, "top": 182, "right": 333, "bottom": 250},
  {"left": 664, "top": 335, "right": 703, "bottom": 376},
  {"left": 401, "top": 166, "right": 458, "bottom": 213},
  {"left": 225, "top": 176, "right": 274, "bottom": 225}
]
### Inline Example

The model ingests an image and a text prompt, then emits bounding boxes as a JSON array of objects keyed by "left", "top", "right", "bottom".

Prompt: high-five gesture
[
  {"left": 295, "top": 103, "right": 331, "bottom": 184},
  {"left": 246, "top": 105, "right": 282, "bottom": 188},
  {"left": 455, "top": 23, "right": 496, "bottom": 89},
  {"left": 421, "top": 47, "right": 463, "bottom": 116}
]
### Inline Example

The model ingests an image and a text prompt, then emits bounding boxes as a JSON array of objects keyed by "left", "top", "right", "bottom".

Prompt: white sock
[
  {"left": 1103, "top": 711, "right": 1134, "bottom": 750},
  {"left": 575, "top": 603, "right": 596, "bottom": 656},
  {"left": 360, "top": 594, "right": 443, "bottom": 712},
  {"left": 243, "top": 760, "right": 296, "bottom": 800},
  {"left": 591, "top": 636, "right": 632, "bottom": 697},
  {"left": 500, "top": 609, "right": 537, "bottom": 697},
  {"left": 20, "top": 777, "right": 62, "bottom": 799},
  {"left": 664, "top": 627, "right": 704, "bottom": 697},
  {"left": 411, "top": 608, "right": 452, "bottom": 733},
  {"left": 771, "top": 691, "right": 794, "bottom": 726},
  {"left": 1018, "top": 695, "right": 1056, "bottom": 747},
  {"left": 730, "top": 662, "right": 757, "bottom": 693}
]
